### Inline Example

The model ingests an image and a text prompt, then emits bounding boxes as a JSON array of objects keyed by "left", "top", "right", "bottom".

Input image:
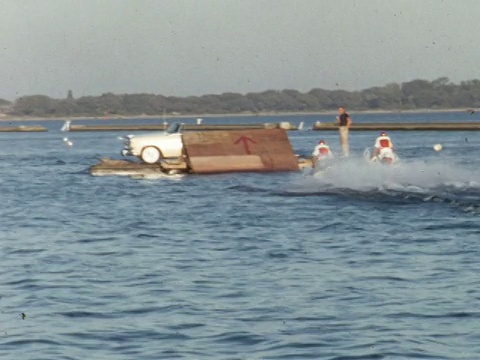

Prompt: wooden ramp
[
  {"left": 182, "top": 129, "right": 299, "bottom": 174},
  {"left": 90, "top": 158, "right": 188, "bottom": 176}
]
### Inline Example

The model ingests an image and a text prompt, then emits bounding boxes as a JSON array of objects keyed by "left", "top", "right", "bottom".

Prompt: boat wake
[
  {"left": 231, "top": 157, "right": 480, "bottom": 215},
  {"left": 304, "top": 157, "right": 480, "bottom": 214},
  {"left": 310, "top": 157, "right": 478, "bottom": 189}
]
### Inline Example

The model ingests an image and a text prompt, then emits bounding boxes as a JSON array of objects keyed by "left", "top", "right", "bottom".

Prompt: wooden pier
[
  {"left": 313, "top": 122, "right": 480, "bottom": 131},
  {"left": 67, "top": 122, "right": 297, "bottom": 132},
  {"left": 0, "top": 125, "right": 47, "bottom": 132}
]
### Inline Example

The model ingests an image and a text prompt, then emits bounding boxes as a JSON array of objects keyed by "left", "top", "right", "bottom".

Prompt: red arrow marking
[{"left": 234, "top": 135, "right": 257, "bottom": 154}]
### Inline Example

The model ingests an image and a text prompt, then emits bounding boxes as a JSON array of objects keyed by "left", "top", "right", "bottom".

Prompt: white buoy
[
  {"left": 433, "top": 144, "right": 443, "bottom": 152},
  {"left": 197, "top": 118, "right": 203, "bottom": 125}
]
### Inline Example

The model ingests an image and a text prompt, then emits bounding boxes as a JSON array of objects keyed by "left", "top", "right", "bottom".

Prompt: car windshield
[{"left": 166, "top": 122, "right": 182, "bottom": 134}]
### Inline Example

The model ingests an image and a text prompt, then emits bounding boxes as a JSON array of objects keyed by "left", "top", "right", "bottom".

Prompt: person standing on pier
[{"left": 336, "top": 106, "right": 352, "bottom": 157}]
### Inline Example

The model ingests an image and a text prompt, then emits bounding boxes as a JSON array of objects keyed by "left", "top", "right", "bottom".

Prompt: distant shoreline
[{"left": 0, "top": 108, "right": 474, "bottom": 122}]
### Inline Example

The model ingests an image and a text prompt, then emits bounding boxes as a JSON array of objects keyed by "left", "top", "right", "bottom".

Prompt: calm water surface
[{"left": 0, "top": 113, "right": 479, "bottom": 359}]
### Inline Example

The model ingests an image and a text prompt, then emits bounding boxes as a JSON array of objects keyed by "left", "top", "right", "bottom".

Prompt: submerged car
[{"left": 121, "top": 122, "right": 184, "bottom": 164}]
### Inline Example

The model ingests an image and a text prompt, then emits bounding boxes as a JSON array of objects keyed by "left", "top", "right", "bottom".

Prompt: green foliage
[
  {"left": 7, "top": 77, "right": 480, "bottom": 117},
  {"left": 0, "top": 98, "right": 11, "bottom": 107}
]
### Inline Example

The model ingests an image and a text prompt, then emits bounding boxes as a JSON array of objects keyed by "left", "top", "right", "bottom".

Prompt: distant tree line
[{"left": 3, "top": 77, "right": 480, "bottom": 118}]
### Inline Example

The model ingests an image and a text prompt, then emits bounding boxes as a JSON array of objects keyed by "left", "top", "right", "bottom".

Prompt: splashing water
[
  {"left": 284, "top": 156, "right": 480, "bottom": 214},
  {"left": 310, "top": 156, "right": 480, "bottom": 192}
]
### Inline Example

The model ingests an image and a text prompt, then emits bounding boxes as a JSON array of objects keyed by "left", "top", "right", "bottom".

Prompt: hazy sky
[{"left": 1, "top": 0, "right": 480, "bottom": 100}]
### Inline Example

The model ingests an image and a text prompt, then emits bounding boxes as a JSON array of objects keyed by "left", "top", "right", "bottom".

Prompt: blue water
[{"left": 1, "top": 112, "right": 479, "bottom": 359}]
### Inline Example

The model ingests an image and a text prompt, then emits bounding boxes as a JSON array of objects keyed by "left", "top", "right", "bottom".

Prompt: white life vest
[
  {"left": 313, "top": 144, "right": 332, "bottom": 158},
  {"left": 374, "top": 136, "right": 393, "bottom": 149}
]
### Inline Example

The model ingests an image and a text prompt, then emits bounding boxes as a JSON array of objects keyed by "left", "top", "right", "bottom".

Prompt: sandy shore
[{"left": 0, "top": 108, "right": 475, "bottom": 122}]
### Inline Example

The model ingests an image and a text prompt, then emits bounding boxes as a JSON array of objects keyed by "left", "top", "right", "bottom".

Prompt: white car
[{"left": 122, "top": 123, "right": 184, "bottom": 164}]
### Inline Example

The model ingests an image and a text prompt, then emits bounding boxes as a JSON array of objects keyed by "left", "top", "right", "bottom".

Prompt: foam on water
[
  {"left": 130, "top": 173, "right": 186, "bottom": 180},
  {"left": 280, "top": 156, "right": 480, "bottom": 215},
  {"left": 309, "top": 156, "right": 480, "bottom": 193}
]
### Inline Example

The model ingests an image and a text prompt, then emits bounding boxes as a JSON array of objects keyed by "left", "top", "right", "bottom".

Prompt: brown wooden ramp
[{"left": 182, "top": 129, "right": 299, "bottom": 174}]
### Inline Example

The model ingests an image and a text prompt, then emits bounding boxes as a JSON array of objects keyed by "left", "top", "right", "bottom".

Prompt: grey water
[{"left": 0, "top": 112, "right": 479, "bottom": 359}]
